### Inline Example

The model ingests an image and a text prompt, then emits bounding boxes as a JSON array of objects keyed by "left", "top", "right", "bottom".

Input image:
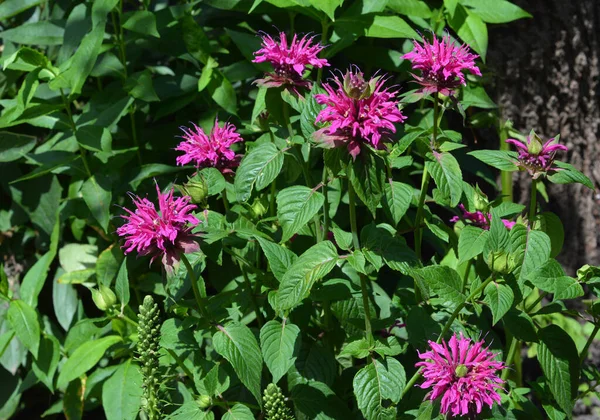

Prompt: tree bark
[{"left": 488, "top": 0, "right": 600, "bottom": 273}]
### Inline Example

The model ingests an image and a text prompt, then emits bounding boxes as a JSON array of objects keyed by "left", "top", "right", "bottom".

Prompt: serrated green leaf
[
  {"left": 457, "top": 225, "right": 489, "bottom": 264},
  {"left": 382, "top": 181, "right": 412, "bottom": 226},
  {"left": 538, "top": 212, "right": 564, "bottom": 258},
  {"left": 213, "top": 321, "right": 263, "bottom": 404},
  {"left": 277, "top": 185, "right": 324, "bottom": 242},
  {"left": 32, "top": 335, "right": 60, "bottom": 391},
  {"left": 426, "top": 152, "right": 463, "bottom": 207},
  {"left": 460, "top": 0, "right": 532, "bottom": 23},
  {"left": 115, "top": 259, "right": 130, "bottom": 309},
  {"left": 347, "top": 152, "right": 386, "bottom": 216},
  {"left": 517, "top": 229, "right": 551, "bottom": 284},
  {"left": 260, "top": 320, "right": 300, "bottom": 383},
  {"left": 7, "top": 300, "right": 40, "bottom": 359},
  {"left": 277, "top": 241, "right": 338, "bottom": 310},
  {"left": 169, "top": 401, "right": 215, "bottom": 419},
  {"left": 82, "top": 174, "right": 112, "bottom": 233},
  {"left": 353, "top": 357, "right": 406, "bottom": 420},
  {"left": 309, "top": 0, "right": 342, "bottom": 21},
  {"left": 57, "top": 336, "right": 122, "bottom": 389},
  {"left": 102, "top": 360, "right": 143, "bottom": 420},
  {"left": 538, "top": 325, "right": 579, "bottom": 414},
  {"left": 548, "top": 161, "right": 594, "bottom": 189},
  {"left": 527, "top": 259, "right": 584, "bottom": 301},
  {"left": 122, "top": 11, "right": 160, "bottom": 38},
  {"left": 255, "top": 236, "right": 297, "bottom": 282},
  {"left": 411, "top": 266, "right": 466, "bottom": 309},
  {"left": 222, "top": 404, "right": 254, "bottom": 420},
  {"left": 483, "top": 282, "right": 514, "bottom": 325},
  {"left": 365, "top": 15, "right": 419, "bottom": 39},
  {"left": 96, "top": 245, "right": 123, "bottom": 287},
  {"left": 457, "top": 9, "right": 488, "bottom": 60},
  {"left": 235, "top": 143, "right": 284, "bottom": 202}
]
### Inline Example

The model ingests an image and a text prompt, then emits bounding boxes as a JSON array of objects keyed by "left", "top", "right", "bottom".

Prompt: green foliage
[{"left": 0, "top": 0, "right": 594, "bottom": 419}]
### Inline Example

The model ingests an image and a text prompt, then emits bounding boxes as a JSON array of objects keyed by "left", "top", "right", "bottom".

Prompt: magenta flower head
[
  {"left": 450, "top": 204, "right": 515, "bottom": 230},
  {"left": 416, "top": 333, "right": 505, "bottom": 417},
  {"left": 506, "top": 130, "right": 567, "bottom": 178},
  {"left": 313, "top": 67, "right": 406, "bottom": 158},
  {"left": 175, "top": 118, "right": 243, "bottom": 175},
  {"left": 117, "top": 184, "right": 200, "bottom": 274},
  {"left": 252, "top": 31, "right": 329, "bottom": 94},
  {"left": 403, "top": 33, "right": 481, "bottom": 96}
]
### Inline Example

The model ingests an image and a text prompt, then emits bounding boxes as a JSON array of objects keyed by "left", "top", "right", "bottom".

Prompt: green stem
[
  {"left": 322, "top": 166, "right": 330, "bottom": 239},
  {"left": 528, "top": 179, "right": 538, "bottom": 225},
  {"left": 129, "top": 110, "right": 143, "bottom": 165},
  {"left": 501, "top": 332, "right": 518, "bottom": 381},
  {"left": 316, "top": 20, "right": 329, "bottom": 83},
  {"left": 348, "top": 182, "right": 372, "bottom": 343},
  {"left": 180, "top": 253, "right": 209, "bottom": 320},
  {"left": 240, "top": 264, "right": 264, "bottom": 327},
  {"left": 269, "top": 180, "right": 277, "bottom": 217},
  {"left": 580, "top": 322, "right": 600, "bottom": 364},
  {"left": 499, "top": 122, "right": 513, "bottom": 202},
  {"left": 401, "top": 275, "right": 495, "bottom": 398},
  {"left": 166, "top": 349, "right": 195, "bottom": 380},
  {"left": 524, "top": 291, "right": 547, "bottom": 313},
  {"left": 461, "top": 259, "right": 472, "bottom": 294},
  {"left": 60, "top": 89, "right": 92, "bottom": 178},
  {"left": 222, "top": 194, "right": 230, "bottom": 213}
]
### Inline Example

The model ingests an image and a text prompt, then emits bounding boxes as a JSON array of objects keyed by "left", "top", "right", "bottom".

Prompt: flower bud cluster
[
  {"left": 263, "top": 383, "right": 294, "bottom": 420},
  {"left": 137, "top": 295, "right": 162, "bottom": 420}
]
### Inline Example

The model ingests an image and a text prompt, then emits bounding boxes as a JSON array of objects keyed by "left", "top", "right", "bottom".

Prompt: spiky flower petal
[
  {"left": 403, "top": 34, "right": 481, "bottom": 96},
  {"left": 416, "top": 333, "right": 505, "bottom": 417},
  {"left": 450, "top": 204, "right": 515, "bottom": 230},
  {"left": 253, "top": 32, "right": 328, "bottom": 93},
  {"left": 117, "top": 184, "right": 199, "bottom": 273},
  {"left": 314, "top": 67, "right": 406, "bottom": 158},
  {"left": 506, "top": 131, "right": 567, "bottom": 178},
  {"left": 175, "top": 119, "right": 243, "bottom": 174}
]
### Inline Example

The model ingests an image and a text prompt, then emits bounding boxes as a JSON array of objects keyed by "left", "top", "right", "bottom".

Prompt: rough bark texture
[{"left": 488, "top": 0, "right": 600, "bottom": 273}]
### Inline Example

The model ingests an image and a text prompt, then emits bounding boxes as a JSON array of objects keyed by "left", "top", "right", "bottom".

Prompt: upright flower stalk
[{"left": 137, "top": 296, "right": 162, "bottom": 420}]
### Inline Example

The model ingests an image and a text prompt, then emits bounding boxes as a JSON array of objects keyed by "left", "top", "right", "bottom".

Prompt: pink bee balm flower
[
  {"left": 416, "top": 333, "right": 505, "bottom": 417},
  {"left": 253, "top": 32, "right": 329, "bottom": 93},
  {"left": 313, "top": 67, "right": 406, "bottom": 158},
  {"left": 117, "top": 184, "right": 200, "bottom": 273},
  {"left": 403, "top": 34, "right": 481, "bottom": 96},
  {"left": 506, "top": 130, "right": 567, "bottom": 178},
  {"left": 450, "top": 204, "right": 515, "bottom": 230},
  {"left": 175, "top": 119, "right": 243, "bottom": 174}
]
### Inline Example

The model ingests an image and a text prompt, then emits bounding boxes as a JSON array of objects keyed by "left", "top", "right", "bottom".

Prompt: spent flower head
[
  {"left": 403, "top": 33, "right": 481, "bottom": 96},
  {"left": 416, "top": 333, "right": 505, "bottom": 417},
  {"left": 117, "top": 184, "right": 199, "bottom": 273},
  {"left": 451, "top": 204, "right": 515, "bottom": 230},
  {"left": 175, "top": 119, "right": 243, "bottom": 174},
  {"left": 253, "top": 31, "right": 328, "bottom": 94},
  {"left": 314, "top": 67, "right": 406, "bottom": 158},
  {"left": 506, "top": 130, "right": 567, "bottom": 178}
]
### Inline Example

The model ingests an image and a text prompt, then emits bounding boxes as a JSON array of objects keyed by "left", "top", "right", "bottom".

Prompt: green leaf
[
  {"left": 468, "top": 150, "right": 518, "bottom": 171},
  {"left": 527, "top": 260, "right": 584, "bottom": 301},
  {"left": 57, "top": 336, "right": 122, "bottom": 389},
  {"left": 124, "top": 70, "right": 160, "bottom": 102},
  {"left": 538, "top": 325, "right": 579, "bottom": 414},
  {"left": 115, "top": 260, "right": 130, "bottom": 309},
  {"left": 260, "top": 320, "right": 300, "bottom": 383},
  {"left": 0, "top": 132, "right": 36, "bottom": 162},
  {"left": 53, "top": 269, "right": 78, "bottom": 331},
  {"left": 300, "top": 86, "right": 324, "bottom": 138},
  {"left": 213, "top": 321, "right": 263, "bottom": 404},
  {"left": 365, "top": 15, "right": 419, "bottom": 39},
  {"left": 82, "top": 174, "right": 112, "bottom": 233},
  {"left": 277, "top": 241, "right": 338, "bottom": 310},
  {"left": 309, "top": 0, "right": 342, "bottom": 21},
  {"left": 517, "top": 229, "right": 551, "bottom": 284},
  {"left": 10, "top": 174, "right": 62, "bottom": 237},
  {"left": 382, "top": 181, "right": 412, "bottom": 226},
  {"left": 76, "top": 126, "right": 112, "bottom": 152},
  {"left": 234, "top": 143, "right": 284, "bottom": 202},
  {"left": 207, "top": 71, "right": 237, "bottom": 115},
  {"left": 347, "top": 152, "right": 386, "bottom": 216},
  {"left": 291, "top": 381, "right": 353, "bottom": 419},
  {"left": 102, "top": 360, "right": 143, "bottom": 420},
  {"left": 222, "top": 404, "right": 254, "bottom": 420},
  {"left": 483, "top": 282, "right": 514, "bottom": 325},
  {"left": 169, "top": 401, "right": 215, "bottom": 419},
  {"left": 32, "top": 335, "right": 60, "bottom": 391},
  {"left": 410, "top": 266, "right": 466, "bottom": 309},
  {"left": 444, "top": 0, "right": 459, "bottom": 16},
  {"left": 0, "top": 0, "right": 42, "bottom": 20},
  {"left": 457, "top": 226, "right": 489, "bottom": 264},
  {"left": 387, "top": 0, "right": 432, "bottom": 18},
  {"left": 0, "top": 21, "right": 65, "bottom": 46},
  {"left": 122, "top": 11, "right": 160, "bottom": 38},
  {"left": 353, "top": 357, "right": 406, "bottom": 420},
  {"left": 255, "top": 237, "right": 298, "bottom": 282},
  {"left": 7, "top": 300, "right": 40, "bottom": 359},
  {"left": 460, "top": 85, "right": 496, "bottom": 109},
  {"left": 96, "top": 245, "right": 123, "bottom": 287},
  {"left": 538, "top": 212, "right": 564, "bottom": 258},
  {"left": 460, "top": 0, "right": 532, "bottom": 23},
  {"left": 64, "top": 379, "right": 84, "bottom": 419},
  {"left": 426, "top": 152, "right": 463, "bottom": 207},
  {"left": 277, "top": 186, "right": 324, "bottom": 242},
  {"left": 455, "top": 8, "right": 488, "bottom": 61},
  {"left": 548, "top": 161, "right": 594, "bottom": 189},
  {"left": 504, "top": 309, "right": 538, "bottom": 342}
]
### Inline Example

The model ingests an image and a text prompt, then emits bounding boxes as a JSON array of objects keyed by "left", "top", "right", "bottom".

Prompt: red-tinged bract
[
  {"left": 416, "top": 333, "right": 506, "bottom": 417},
  {"left": 117, "top": 184, "right": 200, "bottom": 273},
  {"left": 175, "top": 119, "right": 243, "bottom": 174},
  {"left": 403, "top": 34, "right": 481, "bottom": 96},
  {"left": 253, "top": 32, "right": 328, "bottom": 93},
  {"left": 314, "top": 68, "right": 406, "bottom": 158}
]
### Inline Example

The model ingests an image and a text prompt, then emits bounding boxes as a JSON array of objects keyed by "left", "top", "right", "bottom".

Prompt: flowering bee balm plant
[{"left": 1, "top": 1, "right": 598, "bottom": 420}]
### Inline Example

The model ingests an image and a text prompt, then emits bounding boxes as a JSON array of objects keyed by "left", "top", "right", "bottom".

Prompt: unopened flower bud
[
  {"left": 251, "top": 197, "right": 268, "bottom": 219},
  {"left": 196, "top": 395, "right": 211, "bottom": 409},
  {"left": 180, "top": 175, "right": 208, "bottom": 204},
  {"left": 473, "top": 187, "right": 489, "bottom": 212},
  {"left": 527, "top": 131, "right": 544, "bottom": 155},
  {"left": 91, "top": 285, "right": 117, "bottom": 311},
  {"left": 486, "top": 251, "right": 516, "bottom": 274}
]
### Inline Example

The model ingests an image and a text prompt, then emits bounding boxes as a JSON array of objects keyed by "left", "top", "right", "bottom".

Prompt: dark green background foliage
[{"left": 0, "top": 0, "right": 598, "bottom": 419}]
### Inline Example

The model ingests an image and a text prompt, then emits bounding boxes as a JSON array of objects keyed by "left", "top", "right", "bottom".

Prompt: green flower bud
[
  {"left": 180, "top": 174, "right": 208, "bottom": 204},
  {"left": 486, "top": 251, "right": 517, "bottom": 274},
  {"left": 527, "top": 130, "right": 544, "bottom": 155},
  {"left": 455, "top": 364, "right": 468, "bottom": 378},
  {"left": 473, "top": 185, "right": 489, "bottom": 212},
  {"left": 196, "top": 395, "right": 211, "bottom": 409},
  {"left": 91, "top": 285, "right": 117, "bottom": 311},
  {"left": 251, "top": 197, "right": 268, "bottom": 219},
  {"left": 263, "top": 383, "right": 294, "bottom": 420}
]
